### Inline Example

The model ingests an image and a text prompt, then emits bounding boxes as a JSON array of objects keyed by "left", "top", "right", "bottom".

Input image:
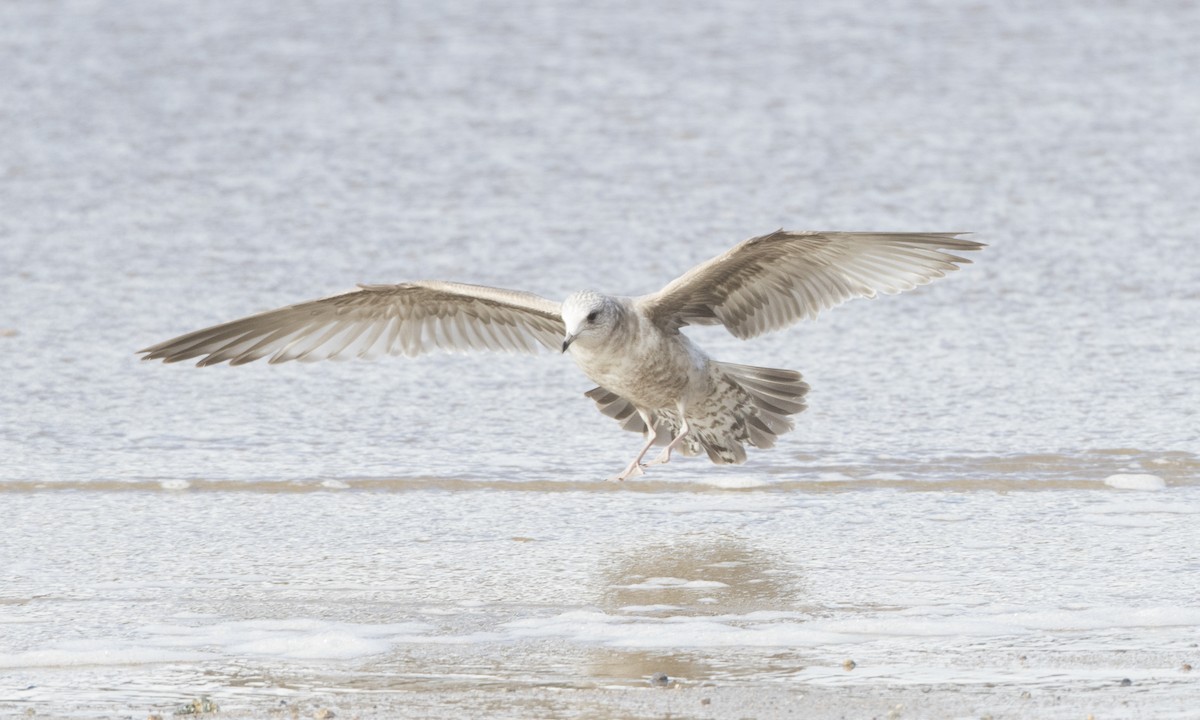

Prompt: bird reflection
[{"left": 585, "top": 535, "right": 807, "bottom": 684}]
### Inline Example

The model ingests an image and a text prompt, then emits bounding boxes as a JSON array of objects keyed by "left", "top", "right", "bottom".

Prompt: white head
[{"left": 561, "top": 291, "right": 620, "bottom": 352}]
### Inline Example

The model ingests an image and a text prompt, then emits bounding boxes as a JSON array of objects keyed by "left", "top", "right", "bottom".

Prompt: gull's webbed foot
[
  {"left": 608, "top": 462, "right": 646, "bottom": 482},
  {"left": 608, "top": 415, "right": 659, "bottom": 481},
  {"left": 646, "top": 448, "right": 672, "bottom": 466}
]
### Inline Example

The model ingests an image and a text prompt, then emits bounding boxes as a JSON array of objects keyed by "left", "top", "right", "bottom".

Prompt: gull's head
[{"left": 561, "top": 291, "right": 618, "bottom": 353}]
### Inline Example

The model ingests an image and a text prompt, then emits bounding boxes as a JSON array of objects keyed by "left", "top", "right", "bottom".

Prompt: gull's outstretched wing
[
  {"left": 139, "top": 281, "right": 565, "bottom": 366},
  {"left": 639, "top": 231, "right": 983, "bottom": 339}
]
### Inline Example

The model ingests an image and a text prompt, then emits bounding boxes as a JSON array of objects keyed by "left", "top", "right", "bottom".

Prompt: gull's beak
[{"left": 562, "top": 333, "right": 576, "bottom": 353}]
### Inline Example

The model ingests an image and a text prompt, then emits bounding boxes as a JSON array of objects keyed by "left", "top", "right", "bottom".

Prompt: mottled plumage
[{"left": 141, "top": 230, "right": 983, "bottom": 479}]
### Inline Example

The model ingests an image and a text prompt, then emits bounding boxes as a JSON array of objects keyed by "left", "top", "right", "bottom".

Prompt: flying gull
[{"left": 140, "top": 230, "right": 983, "bottom": 480}]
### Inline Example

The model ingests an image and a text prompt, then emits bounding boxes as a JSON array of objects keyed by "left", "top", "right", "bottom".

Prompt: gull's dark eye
[{"left": 586, "top": 311, "right": 598, "bottom": 324}]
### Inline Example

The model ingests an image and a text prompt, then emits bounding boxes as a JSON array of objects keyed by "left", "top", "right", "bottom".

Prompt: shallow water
[
  {"left": 1, "top": 0, "right": 1198, "bottom": 717},
  {"left": 4, "top": 486, "right": 1200, "bottom": 718}
]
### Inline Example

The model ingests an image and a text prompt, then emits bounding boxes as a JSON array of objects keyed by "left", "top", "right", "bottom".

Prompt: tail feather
[
  {"left": 746, "top": 414, "right": 778, "bottom": 448},
  {"left": 693, "top": 362, "right": 809, "bottom": 464},
  {"left": 734, "top": 376, "right": 809, "bottom": 412},
  {"left": 718, "top": 361, "right": 809, "bottom": 417},
  {"left": 584, "top": 361, "right": 809, "bottom": 466}
]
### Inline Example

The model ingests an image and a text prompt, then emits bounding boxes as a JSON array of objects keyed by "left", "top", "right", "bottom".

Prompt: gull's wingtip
[
  {"left": 137, "top": 342, "right": 165, "bottom": 360},
  {"left": 941, "top": 231, "right": 986, "bottom": 248},
  {"left": 911, "top": 231, "right": 986, "bottom": 253},
  {"left": 137, "top": 345, "right": 188, "bottom": 364}
]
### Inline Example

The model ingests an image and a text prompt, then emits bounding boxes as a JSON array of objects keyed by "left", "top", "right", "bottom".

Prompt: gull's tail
[
  {"left": 584, "top": 362, "right": 809, "bottom": 465},
  {"left": 692, "top": 361, "right": 809, "bottom": 463}
]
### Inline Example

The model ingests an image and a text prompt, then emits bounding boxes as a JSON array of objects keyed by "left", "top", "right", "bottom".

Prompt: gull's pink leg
[
  {"left": 648, "top": 404, "right": 689, "bottom": 466},
  {"left": 609, "top": 409, "right": 658, "bottom": 481}
]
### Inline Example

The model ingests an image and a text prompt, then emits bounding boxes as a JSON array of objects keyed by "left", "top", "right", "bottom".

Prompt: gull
[{"left": 140, "top": 230, "right": 983, "bottom": 480}]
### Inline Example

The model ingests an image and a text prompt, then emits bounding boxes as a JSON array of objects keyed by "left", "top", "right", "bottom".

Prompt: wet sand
[
  {"left": 166, "top": 681, "right": 1193, "bottom": 720},
  {"left": 4, "top": 483, "right": 1198, "bottom": 719}
]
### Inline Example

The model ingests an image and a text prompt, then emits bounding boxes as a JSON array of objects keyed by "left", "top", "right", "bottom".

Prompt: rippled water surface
[{"left": 1, "top": 0, "right": 1197, "bottom": 717}]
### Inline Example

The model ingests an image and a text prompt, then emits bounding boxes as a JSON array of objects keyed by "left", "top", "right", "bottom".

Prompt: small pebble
[
  {"left": 1182, "top": 663, "right": 1192, "bottom": 672},
  {"left": 174, "top": 696, "right": 219, "bottom": 715},
  {"left": 700, "top": 698, "right": 711, "bottom": 706},
  {"left": 1020, "top": 691, "right": 1032, "bottom": 699},
  {"left": 314, "top": 710, "right": 335, "bottom": 719},
  {"left": 1119, "top": 678, "right": 1132, "bottom": 686},
  {"left": 650, "top": 672, "right": 670, "bottom": 687},
  {"left": 842, "top": 659, "right": 856, "bottom": 671}
]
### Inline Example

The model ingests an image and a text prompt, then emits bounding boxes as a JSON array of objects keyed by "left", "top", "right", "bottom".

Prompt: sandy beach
[{"left": 5, "top": 481, "right": 1199, "bottom": 719}]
